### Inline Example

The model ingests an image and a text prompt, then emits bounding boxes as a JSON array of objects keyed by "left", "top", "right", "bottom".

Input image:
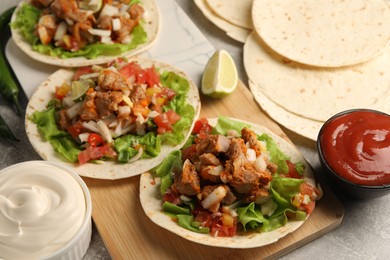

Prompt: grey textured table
[{"left": 1, "top": 1, "right": 389, "bottom": 259}]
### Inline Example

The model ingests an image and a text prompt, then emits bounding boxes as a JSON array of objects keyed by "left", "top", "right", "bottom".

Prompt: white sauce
[{"left": 0, "top": 161, "right": 86, "bottom": 259}]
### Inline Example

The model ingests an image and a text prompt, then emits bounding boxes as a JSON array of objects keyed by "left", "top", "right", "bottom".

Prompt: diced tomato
[
  {"left": 163, "top": 188, "right": 182, "bottom": 205},
  {"left": 154, "top": 113, "right": 171, "bottom": 134},
  {"left": 88, "top": 133, "right": 104, "bottom": 147},
  {"left": 302, "top": 201, "right": 316, "bottom": 215},
  {"left": 166, "top": 110, "right": 181, "bottom": 124},
  {"left": 286, "top": 160, "right": 302, "bottom": 179},
  {"left": 67, "top": 123, "right": 84, "bottom": 139},
  {"left": 78, "top": 144, "right": 116, "bottom": 164},
  {"left": 194, "top": 211, "right": 213, "bottom": 228},
  {"left": 210, "top": 215, "right": 237, "bottom": 237},
  {"left": 160, "top": 87, "right": 176, "bottom": 101},
  {"left": 118, "top": 61, "right": 146, "bottom": 83},
  {"left": 153, "top": 111, "right": 181, "bottom": 134},
  {"left": 300, "top": 182, "right": 318, "bottom": 201},
  {"left": 192, "top": 118, "right": 213, "bottom": 135},
  {"left": 144, "top": 67, "right": 160, "bottom": 86},
  {"left": 72, "top": 66, "right": 93, "bottom": 81}
]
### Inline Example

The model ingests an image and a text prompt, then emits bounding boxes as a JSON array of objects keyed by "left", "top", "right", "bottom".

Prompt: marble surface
[{"left": 1, "top": 0, "right": 390, "bottom": 259}]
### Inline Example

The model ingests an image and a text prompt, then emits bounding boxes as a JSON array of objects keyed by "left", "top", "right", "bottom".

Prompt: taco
[
  {"left": 25, "top": 57, "right": 200, "bottom": 179},
  {"left": 140, "top": 117, "right": 321, "bottom": 247},
  {"left": 11, "top": 0, "right": 159, "bottom": 67}
]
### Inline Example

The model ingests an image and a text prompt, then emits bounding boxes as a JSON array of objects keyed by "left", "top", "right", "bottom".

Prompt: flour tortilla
[
  {"left": 11, "top": 0, "right": 160, "bottom": 67},
  {"left": 25, "top": 58, "right": 201, "bottom": 180},
  {"left": 194, "top": 0, "right": 250, "bottom": 43},
  {"left": 252, "top": 0, "right": 390, "bottom": 67},
  {"left": 248, "top": 79, "right": 322, "bottom": 141},
  {"left": 244, "top": 31, "right": 390, "bottom": 122},
  {"left": 206, "top": 0, "right": 254, "bottom": 30},
  {"left": 140, "top": 118, "right": 316, "bottom": 248}
]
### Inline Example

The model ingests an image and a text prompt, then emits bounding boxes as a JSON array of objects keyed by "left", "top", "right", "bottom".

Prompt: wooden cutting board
[{"left": 83, "top": 80, "right": 345, "bottom": 259}]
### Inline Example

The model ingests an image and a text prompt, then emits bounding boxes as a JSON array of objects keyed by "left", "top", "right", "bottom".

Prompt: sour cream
[{"left": 0, "top": 161, "right": 86, "bottom": 259}]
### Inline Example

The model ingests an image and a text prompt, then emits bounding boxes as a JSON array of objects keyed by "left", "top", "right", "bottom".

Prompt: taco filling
[
  {"left": 29, "top": 59, "right": 196, "bottom": 165},
  {"left": 151, "top": 117, "right": 321, "bottom": 237},
  {"left": 12, "top": 0, "right": 148, "bottom": 59}
]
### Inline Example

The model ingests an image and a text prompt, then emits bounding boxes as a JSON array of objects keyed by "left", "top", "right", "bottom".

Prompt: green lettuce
[
  {"left": 235, "top": 177, "right": 307, "bottom": 233},
  {"left": 11, "top": 3, "right": 40, "bottom": 45},
  {"left": 12, "top": 3, "right": 147, "bottom": 59},
  {"left": 155, "top": 117, "right": 308, "bottom": 235},
  {"left": 29, "top": 108, "right": 81, "bottom": 162}
]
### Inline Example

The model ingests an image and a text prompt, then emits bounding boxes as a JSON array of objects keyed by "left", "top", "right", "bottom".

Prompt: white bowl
[{"left": 0, "top": 161, "right": 92, "bottom": 260}]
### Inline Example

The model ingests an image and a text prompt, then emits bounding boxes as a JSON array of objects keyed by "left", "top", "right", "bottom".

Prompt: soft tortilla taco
[
  {"left": 140, "top": 117, "right": 321, "bottom": 248},
  {"left": 25, "top": 57, "right": 200, "bottom": 179},
  {"left": 11, "top": 0, "right": 159, "bottom": 67}
]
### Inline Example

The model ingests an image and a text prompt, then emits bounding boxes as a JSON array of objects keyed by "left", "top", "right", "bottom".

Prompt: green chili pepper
[
  {"left": 0, "top": 6, "right": 22, "bottom": 115},
  {"left": 0, "top": 114, "right": 19, "bottom": 141}
]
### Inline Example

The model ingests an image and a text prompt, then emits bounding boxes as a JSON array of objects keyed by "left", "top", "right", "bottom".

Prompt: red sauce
[{"left": 320, "top": 110, "right": 390, "bottom": 186}]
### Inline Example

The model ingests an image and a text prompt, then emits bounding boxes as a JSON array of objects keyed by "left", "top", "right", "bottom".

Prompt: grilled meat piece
[
  {"left": 199, "top": 153, "right": 221, "bottom": 166},
  {"left": 241, "top": 127, "right": 262, "bottom": 157},
  {"left": 200, "top": 165, "right": 223, "bottom": 183},
  {"left": 79, "top": 91, "right": 99, "bottom": 121},
  {"left": 196, "top": 134, "right": 230, "bottom": 156},
  {"left": 223, "top": 139, "right": 272, "bottom": 194},
  {"left": 130, "top": 84, "right": 147, "bottom": 103},
  {"left": 95, "top": 91, "right": 123, "bottom": 117},
  {"left": 98, "top": 70, "right": 130, "bottom": 92},
  {"left": 173, "top": 159, "right": 201, "bottom": 196}
]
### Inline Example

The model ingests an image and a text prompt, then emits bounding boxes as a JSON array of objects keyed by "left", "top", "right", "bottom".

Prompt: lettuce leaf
[
  {"left": 29, "top": 108, "right": 81, "bottom": 162},
  {"left": 11, "top": 3, "right": 40, "bottom": 45},
  {"left": 236, "top": 177, "right": 307, "bottom": 234},
  {"left": 212, "top": 116, "right": 251, "bottom": 136}
]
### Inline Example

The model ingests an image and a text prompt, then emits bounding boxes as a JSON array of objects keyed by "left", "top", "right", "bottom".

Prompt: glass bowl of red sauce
[{"left": 317, "top": 109, "right": 390, "bottom": 199}]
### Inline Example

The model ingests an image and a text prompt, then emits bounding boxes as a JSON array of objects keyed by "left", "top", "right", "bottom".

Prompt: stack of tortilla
[
  {"left": 196, "top": 0, "right": 390, "bottom": 141},
  {"left": 194, "top": 0, "right": 252, "bottom": 43}
]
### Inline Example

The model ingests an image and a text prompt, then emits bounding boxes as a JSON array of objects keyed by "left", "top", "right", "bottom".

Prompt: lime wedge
[
  {"left": 72, "top": 79, "right": 94, "bottom": 101},
  {"left": 201, "top": 49, "right": 238, "bottom": 98}
]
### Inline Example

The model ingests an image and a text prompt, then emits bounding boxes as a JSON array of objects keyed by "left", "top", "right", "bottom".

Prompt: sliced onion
[
  {"left": 201, "top": 186, "right": 227, "bottom": 210},
  {"left": 97, "top": 120, "right": 113, "bottom": 143},
  {"left": 62, "top": 96, "right": 75, "bottom": 107},
  {"left": 66, "top": 103, "right": 82, "bottom": 119},
  {"left": 54, "top": 22, "right": 67, "bottom": 42},
  {"left": 147, "top": 110, "right": 159, "bottom": 118},
  {"left": 118, "top": 105, "right": 131, "bottom": 116},
  {"left": 88, "top": 28, "right": 111, "bottom": 37},
  {"left": 246, "top": 148, "right": 256, "bottom": 162},
  {"left": 78, "top": 132, "right": 90, "bottom": 143},
  {"left": 254, "top": 156, "right": 267, "bottom": 171},
  {"left": 208, "top": 165, "right": 223, "bottom": 176},
  {"left": 99, "top": 4, "right": 119, "bottom": 18},
  {"left": 112, "top": 18, "right": 121, "bottom": 31},
  {"left": 82, "top": 121, "right": 99, "bottom": 133},
  {"left": 128, "top": 147, "right": 143, "bottom": 163}
]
